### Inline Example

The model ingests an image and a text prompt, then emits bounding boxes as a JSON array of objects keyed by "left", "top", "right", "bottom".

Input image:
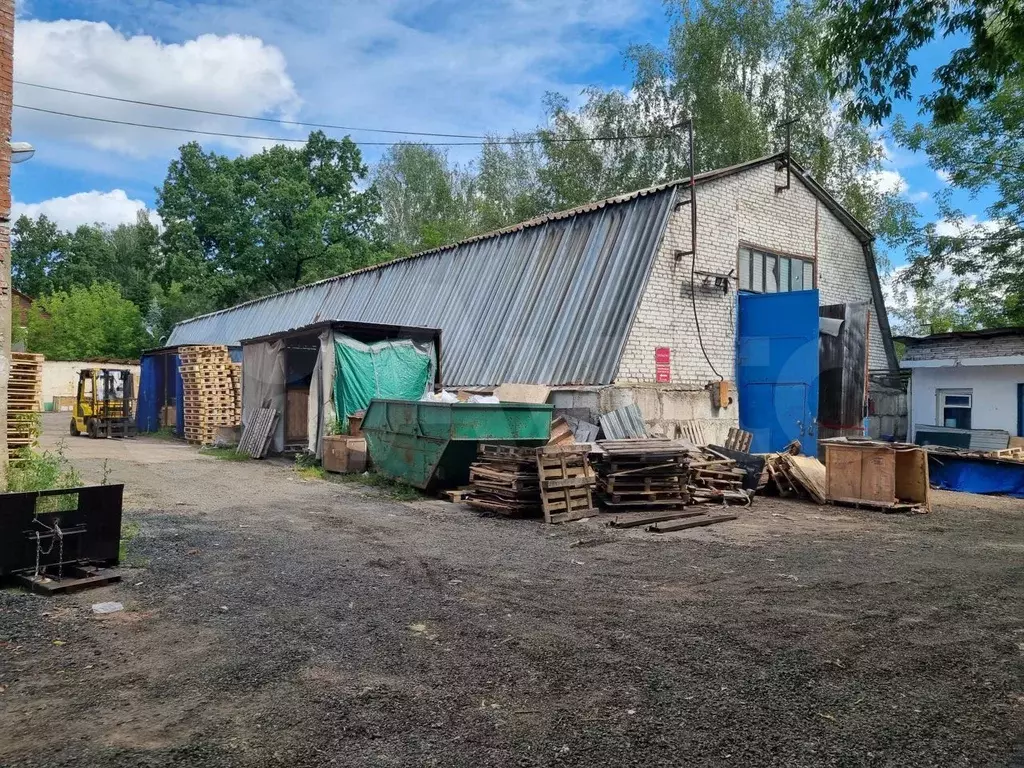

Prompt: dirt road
[{"left": 2, "top": 414, "right": 1023, "bottom": 767}]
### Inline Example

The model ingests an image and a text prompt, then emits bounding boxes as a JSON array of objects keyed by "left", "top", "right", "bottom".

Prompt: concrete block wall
[
  {"left": 615, "top": 162, "right": 888, "bottom": 431},
  {"left": 903, "top": 334, "right": 1024, "bottom": 362}
]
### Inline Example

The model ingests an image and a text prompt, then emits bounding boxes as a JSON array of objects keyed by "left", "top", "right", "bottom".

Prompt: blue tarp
[
  {"left": 137, "top": 354, "right": 161, "bottom": 433},
  {"left": 928, "top": 454, "right": 1024, "bottom": 499}
]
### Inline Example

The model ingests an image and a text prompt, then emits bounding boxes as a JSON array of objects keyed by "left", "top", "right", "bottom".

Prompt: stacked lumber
[
  {"left": 178, "top": 345, "right": 242, "bottom": 445},
  {"left": 595, "top": 439, "right": 691, "bottom": 510},
  {"left": 7, "top": 352, "right": 43, "bottom": 460},
  {"left": 466, "top": 445, "right": 541, "bottom": 517},
  {"left": 536, "top": 445, "right": 598, "bottom": 523},
  {"left": 687, "top": 447, "right": 753, "bottom": 506}
]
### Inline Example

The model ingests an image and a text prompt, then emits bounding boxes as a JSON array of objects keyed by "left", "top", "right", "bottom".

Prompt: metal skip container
[{"left": 362, "top": 399, "right": 553, "bottom": 490}]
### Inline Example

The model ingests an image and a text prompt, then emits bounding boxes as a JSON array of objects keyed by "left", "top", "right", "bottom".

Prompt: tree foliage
[
  {"left": 158, "top": 131, "right": 384, "bottom": 307},
  {"left": 820, "top": 0, "right": 1024, "bottom": 125},
  {"left": 26, "top": 283, "right": 149, "bottom": 360},
  {"left": 891, "top": 74, "right": 1024, "bottom": 325}
]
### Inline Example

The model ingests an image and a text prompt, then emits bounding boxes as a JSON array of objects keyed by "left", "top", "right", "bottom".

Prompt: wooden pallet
[
  {"left": 7, "top": 353, "right": 43, "bottom": 459},
  {"left": 467, "top": 444, "right": 541, "bottom": 516},
  {"left": 536, "top": 446, "right": 597, "bottom": 524},
  {"left": 723, "top": 427, "right": 753, "bottom": 452}
]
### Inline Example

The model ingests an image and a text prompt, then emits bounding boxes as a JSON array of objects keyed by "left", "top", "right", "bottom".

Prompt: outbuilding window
[
  {"left": 738, "top": 247, "right": 814, "bottom": 293},
  {"left": 937, "top": 389, "right": 972, "bottom": 430}
]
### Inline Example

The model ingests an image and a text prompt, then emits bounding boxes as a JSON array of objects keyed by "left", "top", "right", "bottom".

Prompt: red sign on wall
[{"left": 655, "top": 346, "right": 671, "bottom": 382}]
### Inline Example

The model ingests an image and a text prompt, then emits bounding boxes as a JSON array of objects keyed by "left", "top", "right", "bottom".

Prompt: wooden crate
[
  {"left": 536, "top": 445, "right": 598, "bottom": 524},
  {"left": 823, "top": 439, "right": 930, "bottom": 512}
]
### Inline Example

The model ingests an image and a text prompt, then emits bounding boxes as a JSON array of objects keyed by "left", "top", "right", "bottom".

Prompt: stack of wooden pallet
[
  {"left": 688, "top": 448, "right": 752, "bottom": 506},
  {"left": 595, "top": 439, "right": 692, "bottom": 511},
  {"left": 466, "top": 444, "right": 541, "bottom": 516},
  {"left": 536, "top": 445, "right": 598, "bottom": 523},
  {"left": 6, "top": 352, "right": 43, "bottom": 461},
  {"left": 178, "top": 345, "right": 242, "bottom": 445}
]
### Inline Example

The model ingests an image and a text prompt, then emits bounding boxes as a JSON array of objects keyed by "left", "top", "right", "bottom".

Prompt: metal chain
[
  {"left": 55, "top": 523, "right": 64, "bottom": 581},
  {"left": 31, "top": 522, "right": 63, "bottom": 581}
]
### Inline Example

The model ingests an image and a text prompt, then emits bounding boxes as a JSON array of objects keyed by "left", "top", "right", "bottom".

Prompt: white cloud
[
  {"left": 13, "top": 19, "right": 301, "bottom": 158},
  {"left": 908, "top": 190, "right": 930, "bottom": 203},
  {"left": 936, "top": 169, "right": 953, "bottom": 184},
  {"left": 933, "top": 215, "right": 1000, "bottom": 238},
  {"left": 12, "top": 189, "right": 155, "bottom": 230},
  {"left": 865, "top": 168, "right": 909, "bottom": 196}
]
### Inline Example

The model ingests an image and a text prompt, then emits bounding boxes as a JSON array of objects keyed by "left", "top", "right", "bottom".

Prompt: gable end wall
[{"left": 616, "top": 162, "right": 888, "bottom": 387}]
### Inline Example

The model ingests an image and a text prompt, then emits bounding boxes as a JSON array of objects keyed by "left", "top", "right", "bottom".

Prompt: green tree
[
  {"left": 819, "top": 0, "right": 1024, "bottom": 124},
  {"left": 11, "top": 214, "right": 65, "bottom": 298},
  {"left": 13, "top": 212, "right": 161, "bottom": 312},
  {"left": 474, "top": 138, "right": 548, "bottom": 232},
  {"left": 892, "top": 75, "right": 1024, "bottom": 323},
  {"left": 27, "top": 282, "right": 150, "bottom": 360},
  {"left": 158, "top": 131, "right": 384, "bottom": 307},
  {"left": 535, "top": 0, "right": 917, "bottom": 252},
  {"left": 371, "top": 143, "right": 476, "bottom": 255}
]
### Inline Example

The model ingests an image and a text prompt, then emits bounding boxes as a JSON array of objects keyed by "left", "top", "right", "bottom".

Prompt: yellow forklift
[{"left": 70, "top": 368, "right": 138, "bottom": 439}]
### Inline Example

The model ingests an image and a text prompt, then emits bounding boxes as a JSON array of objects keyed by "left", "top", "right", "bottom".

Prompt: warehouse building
[{"left": 167, "top": 152, "right": 898, "bottom": 451}]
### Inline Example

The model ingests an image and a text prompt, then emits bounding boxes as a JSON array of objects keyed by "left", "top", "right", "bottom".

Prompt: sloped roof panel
[{"left": 167, "top": 187, "right": 676, "bottom": 386}]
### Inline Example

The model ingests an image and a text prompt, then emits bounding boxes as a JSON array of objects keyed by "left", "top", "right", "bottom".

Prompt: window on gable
[{"left": 737, "top": 247, "right": 815, "bottom": 293}]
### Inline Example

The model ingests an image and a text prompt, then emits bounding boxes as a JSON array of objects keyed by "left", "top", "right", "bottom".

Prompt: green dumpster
[{"left": 362, "top": 399, "right": 553, "bottom": 490}]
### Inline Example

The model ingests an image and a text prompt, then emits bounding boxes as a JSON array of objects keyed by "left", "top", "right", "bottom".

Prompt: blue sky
[{"left": 11, "top": 0, "right": 992, "bottom": 273}]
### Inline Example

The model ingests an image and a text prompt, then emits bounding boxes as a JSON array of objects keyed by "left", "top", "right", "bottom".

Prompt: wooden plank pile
[
  {"left": 466, "top": 445, "right": 541, "bottom": 517},
  {"left": 536, "top": 445, "right": 598, "bottom": 523},
  {"left": 761, "top": 443, "right": 826, "bottom": 504},
  {"left": 687, "top": 447, "right": 752, "bottom": 506},
  {"left": 7, "top": 352, "right": 43, "bottom": 461},
  {"left": 595, "top": 439, "right": 692, "bottom": 510},
  {"left": 178, "top": 345, "right": 242, "bottom": 445}
]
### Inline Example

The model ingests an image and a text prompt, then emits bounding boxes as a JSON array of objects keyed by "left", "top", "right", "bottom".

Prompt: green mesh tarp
[{"left": 334, "top": 335, "right": 434, "bottom": 419}]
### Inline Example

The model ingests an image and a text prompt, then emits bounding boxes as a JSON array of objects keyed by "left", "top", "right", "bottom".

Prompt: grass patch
[
  {"left": 199, "top": 447, "right": 250, "bottom": 461},
  {"left": 297, "top": 465, "right": 327, "bottom": 481},
  {"left": 119, "top": 520, "right": 141, "bottom": 563},
  {"left": 337, "top": 471, "right": 422, "bottom": 501},
  {"left": 149, "top": 427, "right": 178, "bottom": 440},
  {"left": 5, "top": 442, "right": 83, "bottom": 512}
]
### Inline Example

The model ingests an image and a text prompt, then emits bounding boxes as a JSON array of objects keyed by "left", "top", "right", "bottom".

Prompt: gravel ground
[{"left": 1, "top": 414, "right": 1023, "bottom": 767}]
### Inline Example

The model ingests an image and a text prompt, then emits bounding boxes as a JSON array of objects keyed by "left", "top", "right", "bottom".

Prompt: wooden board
[
  {"left": 825, "top": 444, "right": 863, "bottom": 501},
  {"left": 894, "top": 447, "right": 930, "bottom": 509},
  {"left": 286, "top": 388, "right": 309, "bottom": 442},
  {"left": 786, "top": 455, "right": 827, "bottom": 504},
  {"left": 494, "top": 383, "right": 551, "bottom": 404}
]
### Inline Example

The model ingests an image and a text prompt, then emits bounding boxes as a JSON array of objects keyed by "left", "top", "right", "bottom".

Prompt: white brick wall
[
  {"left": 903, "top": 334, "right": 1024, "bottom": 362},
  {"left": 616, "top": 162, "right": 888, "bottom": 387}
]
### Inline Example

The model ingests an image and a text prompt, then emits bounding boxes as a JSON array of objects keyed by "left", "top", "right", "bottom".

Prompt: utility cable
[
  {"left": 15, "top": 80, "right": 489, "bottom": 139},
  {"left": 14, "top": 103, "right": 672, "bottom": 147}
]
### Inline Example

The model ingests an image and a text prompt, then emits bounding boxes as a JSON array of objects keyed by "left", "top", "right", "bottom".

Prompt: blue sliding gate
[{"left": 737, "top": 290, "right": 820, "bottom": 455}]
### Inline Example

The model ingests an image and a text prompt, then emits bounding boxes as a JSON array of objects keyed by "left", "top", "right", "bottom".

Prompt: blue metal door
[{"left": 737, "top": 290, "right": 820, "bottom": 454}]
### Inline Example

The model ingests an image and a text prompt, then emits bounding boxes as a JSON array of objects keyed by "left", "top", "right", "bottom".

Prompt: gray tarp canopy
[{"left": 240, "top": 320, "right": 442, "bottom": 456}]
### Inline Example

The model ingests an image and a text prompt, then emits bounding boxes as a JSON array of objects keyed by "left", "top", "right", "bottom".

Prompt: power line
[
  {"left": 14, "top": 103, "right": 673, "bottom": 147},
  {"left": 14, "top": 80, "right": 490, "bottom": 139}
]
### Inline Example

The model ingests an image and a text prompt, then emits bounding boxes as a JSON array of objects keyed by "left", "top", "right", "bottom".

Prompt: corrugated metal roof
[{"left": 168, "top": 187, "right": 676, "bottom": 386}]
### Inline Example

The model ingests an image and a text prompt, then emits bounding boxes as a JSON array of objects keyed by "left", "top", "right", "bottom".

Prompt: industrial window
[
  {"left": 937, "top": 389, "right": 972, "bottom": 430},
  {"left": 738, "top": 247, "right": 814, "bottom": 293}
]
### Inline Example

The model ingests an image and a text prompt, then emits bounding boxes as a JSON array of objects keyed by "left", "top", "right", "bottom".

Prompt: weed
[
  {"left": 294, "top": 450, "right": 319, "bottom": 469},
  {"left": 119, "top": 520, "right": 141, "bottom": 563},
  {"left": 199, "top": 447, "right": 250, "bottom": 461},
  {"left": 150, "top": 427, "right": 178, "bottom": 441},
  {"left": 5, "top": 442, "right": 83, "bottom": 512},
  {"left": 337, "top": 471, "right": 421, "bottom": 501},
  {"left": 101, "top": 459, "right": 112, "bottom": 485},
  {"left": 297, "top": 466, "right": 327, "bottom": 481}
]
